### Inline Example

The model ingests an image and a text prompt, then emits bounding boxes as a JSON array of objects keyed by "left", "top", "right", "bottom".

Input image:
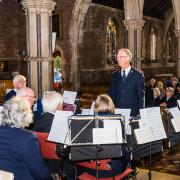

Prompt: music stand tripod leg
[{"left": 96, "top": 145, "right": 103, "bottom": 180}]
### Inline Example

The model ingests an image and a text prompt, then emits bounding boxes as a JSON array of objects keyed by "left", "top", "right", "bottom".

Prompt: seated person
[
  {"left": 4, "top": 74, "right": 26, "bottom": 101},
  {"left": 76, "top": 94, "right": 130, "bottom": 178},
  {"left": 153, "top": 87, "right": 161, "bottom": 107},
  {"left": 160, "top": 87, "right": 177, "bottom": 108},
  {"left": 32, "top": 92, "right": 63, "bottom": 132},
  {"left": 16, "top": 87, "right": 36, "bottom": 109},
  {"left": 0, "top": 97, "right": 52, "bottom": 180}
]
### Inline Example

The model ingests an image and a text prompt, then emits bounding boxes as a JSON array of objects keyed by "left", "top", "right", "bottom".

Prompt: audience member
[
  {"left": 150, "top": 78, "right": 156, "bottom": 88},
  {"left": 77, "top": 94, "right": 130, "bottom": 178},
  {"left": 153, "top": 88, "right": 161, "bottom": 107},
  {"left": 109, "top": 48, "right": 145, "bottom": 117},
  {"left": 4, "top": 75, "right": 26, "bottom": 101},
  {"left": 160, "top": 87, "right": 177, "bottom": 108},
  {"left": 32, "top": 92, "right": 63, "bottom": 132},
  {"left": 145, "top": 78, "right": 154, "bottom": 107},
  {"left": 174, "top": 82, "right": 180, "bottom": 100},
  {"left": 0, "top": 97, "right": 52, "bottom": 180},
  {"left": 156, "top": 81, "right": 165, "bottom": 98}
]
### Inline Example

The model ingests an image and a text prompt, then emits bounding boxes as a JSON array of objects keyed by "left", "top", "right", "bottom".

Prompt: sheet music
[
  {"left": 48, "top": 111, "right": 73, "bottom": 144},
  {"left": 104, "top": 120, "right": 123, "bottom": 142},
  {"left": 90, "top": 101, "right": 95, "bottom": 115},
  {"left": 140, "top": 107, "right": 167, "bottom": 141},
  {"left": 171, "top": 117, "right": 180, "bottom": 132},
  {"left": 93, "top": 128, "right": 122, "bottom": 144},
  {"left": 63, "top": 90, "right": 77, "bottom": 105},
  {"left": 134, "top": 128, "right": 155, "bottom": 145},
  {"left": 115, "top": 108, "right": 131, "bottom": 135},
  {"left": 169, "top": 107, "right": 180, "bottom": 118},
  {"left": 81, "top": 108, "right": 94, "bottom": 115}
]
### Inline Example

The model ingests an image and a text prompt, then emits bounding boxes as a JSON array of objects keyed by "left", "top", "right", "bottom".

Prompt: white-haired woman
[{"left": 0, "top": 97, "right": 52, "bottom": 180}]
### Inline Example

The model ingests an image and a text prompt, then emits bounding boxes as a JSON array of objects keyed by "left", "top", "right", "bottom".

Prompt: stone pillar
[
  {"left": 123, "top": 0, "right": 144, "bottom": 70},
  {"left": 123, "top": 20, "right": 145, "bottom": 70},
  {"left": 172, "top": 0, "right": 180, "bottom": 78},
  {"left": 22, "top": 0, "right": 56, "bottom": 98},
  {"left": 175, "top": 29, "right": 180, "bottom": 78}
]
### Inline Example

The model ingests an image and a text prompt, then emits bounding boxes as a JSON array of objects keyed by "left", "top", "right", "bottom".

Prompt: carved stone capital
[
  {"left": 22, "top": 0, "right": 56, "bottom": 14},
  {"left": 123, "top": 19, "right": 145, "bottom": 30}
]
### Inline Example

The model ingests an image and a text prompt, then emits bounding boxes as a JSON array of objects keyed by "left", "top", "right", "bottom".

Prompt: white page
[
  {"left": 171, "top": 117, "right": 180, "bottom": 132},
  {"left": 93, "top": 128, "right": 122, "bottom": 144},
  {"left": 63, "top": 90, "right": 77, "bottom": 104},
  {"left": 140, "top": 107, "right": 167, "bottom": 141},
  {"left": 115, "top": 108, "right": 131, "bottom": 135},
  {"left": 89, "top": 101, "right": 95, "bottom": 115},
  {"left": 81, "top": 108, "right": 90, "bottom": 115},
  {"left": 169, "top": 107, "right": 180, "bottom": 118},
  {"left": 48, "top": 111, "right": 73, "bottom": 144},
  {"left": 134, "top": 128, "right": 154, "bottom": 145},
  {"left": 104, "top": 120, "right": 123, "bottom": 143}
]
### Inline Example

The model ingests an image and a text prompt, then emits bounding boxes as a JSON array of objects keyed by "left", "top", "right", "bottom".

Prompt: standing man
[{"left": 109, "top": 48, "right": 145, "bottom": 117}]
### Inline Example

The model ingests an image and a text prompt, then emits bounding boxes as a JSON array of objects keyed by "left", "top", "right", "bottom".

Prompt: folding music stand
[{"left": 68, "top": 114, "right": 126, "bottom": 180}]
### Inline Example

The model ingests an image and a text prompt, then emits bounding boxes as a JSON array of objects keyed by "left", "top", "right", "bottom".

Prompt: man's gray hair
[
  {"left": 0, "top": 97, "right": 33, "bottom": 128},
  {"left": 42, "top": 92, "right": 63, "bottom": 113},
  {"left": 13, "top": 75, "right": 26, "bottom": 84}
]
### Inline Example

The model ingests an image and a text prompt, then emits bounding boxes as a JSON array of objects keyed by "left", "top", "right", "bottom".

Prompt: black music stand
[{"left": 68, "top": 115, "right": 126, "bottom": 179}]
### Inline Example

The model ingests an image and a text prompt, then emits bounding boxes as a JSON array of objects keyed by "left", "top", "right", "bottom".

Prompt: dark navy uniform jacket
[
  {"left": 0, "top": 125, "right": 52, "bottom": 180},
  {"left": 109, "top": 68, "right": 145, "bottom": 117}
]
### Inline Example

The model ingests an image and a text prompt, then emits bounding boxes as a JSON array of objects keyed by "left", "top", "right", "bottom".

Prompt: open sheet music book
[
  {"left": 48, "top": 111, "right": 73, "bottom": 144},
  {"left": 169, "top": 107, "right": 180, "bottom": 118},
  {"left": 134, "top": 128, "right": 154, "bottom": 145},
  {"left": 171, "top": 117, "right": 180, "bottom": 133},
  {"left": 139, "top": 107, "right": 167, "bottom": 141},
  {"left": 177, "top": 100, "right": 180, "bottom": 108},
  {"left": 62, "top": 90, "right": 77, "bottom": 105}
]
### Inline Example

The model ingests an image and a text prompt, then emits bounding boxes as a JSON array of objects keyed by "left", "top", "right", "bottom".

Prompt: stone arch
[{"left": 69, "top": 0, "right": 92, "bottom": 91}]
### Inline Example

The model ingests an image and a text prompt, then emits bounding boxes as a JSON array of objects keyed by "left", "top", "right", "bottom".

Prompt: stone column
[
  {"left": 123, "top": 0, "right": 144, "bottom": 70},
  {"left": 175, "top": 29, "right": 180, "bottom": 78},
  {"left": 22, "top": 0, "right": 56, "bottom": 98},
  {"left": 123, "top": 20, "right": 145, "bottom": 70}
]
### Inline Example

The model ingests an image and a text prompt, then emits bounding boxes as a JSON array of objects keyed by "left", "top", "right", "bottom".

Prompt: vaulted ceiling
[{"left": 92, "top": 0, "right": 173, "bottom": 20}]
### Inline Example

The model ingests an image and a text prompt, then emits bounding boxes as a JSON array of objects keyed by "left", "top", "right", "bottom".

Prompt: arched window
[
  {"left": 53, "top": 51, "right": 62, "bottom": 88},
  {"left": 150, "top": 28, "right": 156, "bottom": 61},
  {"left": 106, "top": 18, "right": 117, "bottom": 65}
]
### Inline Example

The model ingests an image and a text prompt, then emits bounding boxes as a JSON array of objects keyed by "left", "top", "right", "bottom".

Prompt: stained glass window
[
  {"left": 150, "top": 28, "right": 156, "bottom": 61},
  {"left": 106, "top": 18, "right": 116, "bottom": 65}
]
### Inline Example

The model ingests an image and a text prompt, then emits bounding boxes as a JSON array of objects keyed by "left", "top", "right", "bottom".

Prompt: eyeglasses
[{"left": 117, "top": 56, "right": 129, "bottom": 59}]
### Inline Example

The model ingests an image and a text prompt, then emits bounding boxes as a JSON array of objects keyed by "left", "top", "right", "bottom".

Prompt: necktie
[{"left": 122, "top": 70, "right": 126, "bottom": 82}]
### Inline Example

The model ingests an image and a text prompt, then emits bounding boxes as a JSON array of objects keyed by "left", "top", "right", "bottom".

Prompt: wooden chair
[{"left": 0, "top": 170, "right": 14, "bottom": 180}]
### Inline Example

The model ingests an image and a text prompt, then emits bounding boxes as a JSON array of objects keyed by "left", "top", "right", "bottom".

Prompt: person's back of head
[
  {"left": 94, "top": 94, "right": 115, "bottom": 114},
  {"left": 0, "top": 97, "right": 33, "bottom": 128},
  {"left": 13, "top": 75, "right": 26, "bottom": 89},
  {"left": 16, "top": 87, "right": 35, "bottom": 108},
  {"left": 42, "top": 92, "right": 63, "bottom": 113}
]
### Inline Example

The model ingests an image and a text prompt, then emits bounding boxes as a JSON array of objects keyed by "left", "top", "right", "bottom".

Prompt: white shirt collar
[{"left": 121, "top": 66, "right": 131, "bottom": 76}]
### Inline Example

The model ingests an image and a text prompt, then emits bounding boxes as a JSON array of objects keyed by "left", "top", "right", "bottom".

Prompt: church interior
[{"left": 0, "top": 0, "right": 180, "bottom": 179}]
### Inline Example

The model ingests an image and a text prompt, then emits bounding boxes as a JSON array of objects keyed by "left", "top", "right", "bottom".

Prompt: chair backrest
[
  {"left": 0, "top": 170, "right": 14, "bottom": 180},
  {"left": 33, "top": 131, "right": 59, "bottom": 159}
]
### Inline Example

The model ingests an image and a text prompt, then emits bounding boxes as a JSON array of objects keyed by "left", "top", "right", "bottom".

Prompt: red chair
[
  {"left": 77, "top": 160, "right": 134, "bottom": 180},
  {"left": 33, "top": 131, "right": 59, "bottom": 159}
]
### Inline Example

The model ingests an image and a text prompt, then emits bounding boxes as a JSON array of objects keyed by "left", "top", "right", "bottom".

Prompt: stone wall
[
  {"left": 79, "top": 4, "right": 126, "bottom": 84},
  {"left": 0, "top": 0, "right": 26, "bottom": 79}
]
